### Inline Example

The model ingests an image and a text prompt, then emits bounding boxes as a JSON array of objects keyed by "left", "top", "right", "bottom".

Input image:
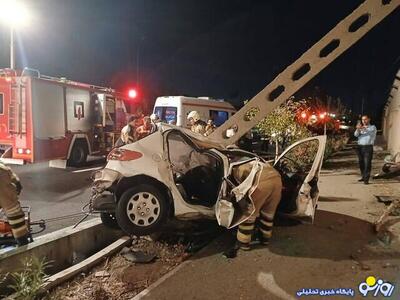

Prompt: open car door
[{"left": 274, "top": 135, "right": 327, "bottom": 223}]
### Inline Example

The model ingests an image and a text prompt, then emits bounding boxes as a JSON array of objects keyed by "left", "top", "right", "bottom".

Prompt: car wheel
[
  {"left": 68, "top": 141, "right": 88, "bottom": 167},
  {"left": 100, "top": 212, "right": 119, "bottom": 229},
  {"left": 116, "top": 184, "right": 168, "bottom": 236}
]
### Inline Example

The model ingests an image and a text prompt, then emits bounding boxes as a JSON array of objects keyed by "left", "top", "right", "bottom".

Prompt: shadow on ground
[
  {"left": 323, "top": 159, "right": 360, "bottom": 170},
  {"left": 270, "top": 210, "right": 400, "bottom": 261},
  {"left": 193, "top": 210, "right": 400, "bottom": 262},
  {"left": 318, "top": 196, "right": 359, "bottom": 202}
]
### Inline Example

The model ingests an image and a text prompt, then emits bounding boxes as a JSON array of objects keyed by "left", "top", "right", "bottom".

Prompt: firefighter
[
  {"left": 150, "top": 113, "right": 161, "bottom": 132},
  {"left": 205, "top": 119, "right": 216, "bottom": 136},
  {"left": 224, "top": 161, "right": 282, "bottom": 257},
  {"left": 0, "top": 162, "right": 30, "bottom": 246},
  {"left": 187, "top": 111, "right": 207, "bottom": 135},
  {"left": 118, "top": 115, "right": 140, "bottom": 146},
  {"left": 136, "top": 116, "right": 153, "bottom": 139}
]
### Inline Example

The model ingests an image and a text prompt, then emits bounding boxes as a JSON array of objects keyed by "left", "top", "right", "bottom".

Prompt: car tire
[
  {"left": 116, "top": 184, "right": 168, "bottom": 236},
  {"left": 100, "top": 212, "right": 119, "bottom": 229},
  {"left": 68, "top": 141, "right": 88, "bottom": 167}
]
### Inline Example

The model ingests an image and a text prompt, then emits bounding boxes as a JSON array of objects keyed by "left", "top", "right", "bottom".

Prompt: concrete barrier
[{"left": 0, "top": 218, "right": 124, "bottom": 292}]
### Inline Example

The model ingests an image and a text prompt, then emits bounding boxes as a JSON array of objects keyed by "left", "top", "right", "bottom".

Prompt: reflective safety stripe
[
  {"left": 260, "top": 228, "right": 272, "bottom": 238},
  {"left": 259, "top": 222, "right": 273, "bottom": 232},
  {"left": 8, "top": 215, "right": 25, "bottom": 225},
  {"left": 239, "top": 223, "right": 255, "bottom": 231},
  {"left": 260, "top": 210, "right": 274, "bottom": 221},
  {"left": 5, "top": 204, "right": 23, "bottom": 216},
  {"left": 238, "top": 227, "right": 253, "bottom": 236},
  {"left": 259, "top": 218, "right": 273, "bottom": 228},
  {"left": 9, "top": 220, "right": 26, "bottom": 229},
  {"left": 12, "top": 226, "right": 28, "bottom": 239},
  {"left": 6, "top": 213, "right": 25, "bottom": 221},
  {"left": 237, "top": 230, "right": 252, "bottom": 244}
]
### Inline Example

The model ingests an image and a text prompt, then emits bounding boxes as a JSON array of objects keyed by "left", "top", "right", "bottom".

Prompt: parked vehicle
[
  {"left": 153, "top": 96, "right": 236, "bottom": 128},
  {"left": 89, "top": 124, "right": 326, "bottom": 235},
  {"left": 0, "top": 68, "right": 136, "bottom": 166}
]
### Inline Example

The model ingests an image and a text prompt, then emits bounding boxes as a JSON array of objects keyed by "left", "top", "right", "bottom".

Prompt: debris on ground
[
  {"left": 375, "top": 199, "right": 400, "bottom": 232},
  {"left": 377, "top": 230, "right": 393, "bottom": 246},
  {"left": 95, "top": 271, "right": 110, "bottom": 278},
  {"left": 47, "top": 221, "right": 221, "bottom": 300},
  {"left": 47, "top": 237, "right": 187, "bottom": 300},
  {"left": 374, "top": 195, "right": 397, "bottom": 205},
  {"left": 120, "top": 247, "right": 156, "bottom": 263}
]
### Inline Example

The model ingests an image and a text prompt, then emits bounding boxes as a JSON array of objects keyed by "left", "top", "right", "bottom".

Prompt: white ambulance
[{"left": 152, "top": 96, "right": 236, "bottom": 128}]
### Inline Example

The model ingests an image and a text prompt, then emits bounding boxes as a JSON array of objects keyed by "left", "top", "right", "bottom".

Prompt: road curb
[{"left": 0, "top": 218, "right": 124, "bottom": 293}]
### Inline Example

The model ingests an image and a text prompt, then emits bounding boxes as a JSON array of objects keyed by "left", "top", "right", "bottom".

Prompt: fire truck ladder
[
  {"left": 209, "top": 0, "right": 400, "bottom": 146},
  {"left": 8, "top": 81, "right": 27, "bottom": 135}
]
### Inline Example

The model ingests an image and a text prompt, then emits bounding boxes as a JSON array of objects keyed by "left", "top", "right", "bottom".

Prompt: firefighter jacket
[
  {"left": 121, "top": 124, "right": 137, "bottom": 144},
  {"left": 0, "top": 162, "right": 29, "bottom": 242},
  {"left": 191, "top": 120, "right": 207, "bottom": 135},
  {"left": 216, "top": 158, "right": 281, "bottom": 229}
]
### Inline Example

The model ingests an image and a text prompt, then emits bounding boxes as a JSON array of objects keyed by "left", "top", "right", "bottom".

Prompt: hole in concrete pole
[
  {"left": 348, "top": 14, "right": 369, "bottom": 33},
  {"left": 268, "top": 85, "right": 285, "bottom": 101},
  {"left": 382, "top": 0, "right": 391, "bottom": 5},
  {"left": 319, "top": 39, "right": 340, "bottom": 57},
  {"left": 244, "top": 107, "right": 260, "bottom": 121},
  {"left": 292, "top": 63, "right": 311, "bottom": 81},
  {"left": 223, "top": 125, "right": 238, "bottom": 139}
]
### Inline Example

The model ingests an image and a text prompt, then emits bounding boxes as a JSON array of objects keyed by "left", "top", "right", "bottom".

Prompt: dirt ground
[
  {"left": 45, "top": 220, "right": 221, "bottom": 300},
  {"left": 45, "top": 238, "right": 188, "bottom": 300}
]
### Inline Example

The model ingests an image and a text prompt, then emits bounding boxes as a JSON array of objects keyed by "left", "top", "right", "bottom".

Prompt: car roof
[{"left": 159, "top": 124, "right": 226, "bottom": 150}]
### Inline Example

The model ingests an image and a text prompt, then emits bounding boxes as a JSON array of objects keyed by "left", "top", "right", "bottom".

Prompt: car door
[{"left": 273, "top": 135, "right": 327, "bottom": 223}]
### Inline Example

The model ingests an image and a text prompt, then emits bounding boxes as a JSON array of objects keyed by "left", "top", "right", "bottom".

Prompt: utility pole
[
  {"left": 136, "top": 42, "right": 140, "bottom": 87},
  {"left": 10, "top": 27, "right": 15, "bottom": 69},
  {"left": 361, "top": 97, "right": 365, "bottom": 116}
]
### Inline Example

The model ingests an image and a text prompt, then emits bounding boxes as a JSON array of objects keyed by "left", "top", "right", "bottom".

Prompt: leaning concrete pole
[{"left": 209, "top": 0, "right": 400, "bottom": 146}]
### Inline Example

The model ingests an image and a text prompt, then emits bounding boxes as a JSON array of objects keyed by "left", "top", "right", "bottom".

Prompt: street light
[{"left": 0, "top": 0, "right": 31, "bottom": 69}]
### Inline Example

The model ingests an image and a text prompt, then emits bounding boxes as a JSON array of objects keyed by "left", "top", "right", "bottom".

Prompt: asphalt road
[{"left": 11, "top": 157, "right": 106, "bottom": 237}]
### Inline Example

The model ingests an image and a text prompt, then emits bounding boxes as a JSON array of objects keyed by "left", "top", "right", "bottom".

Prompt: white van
[{"left": 153, "top": 96, "right": 236, "bottom": 128}]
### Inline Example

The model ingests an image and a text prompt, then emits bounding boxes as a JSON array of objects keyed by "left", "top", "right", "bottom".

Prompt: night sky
[{"left": 0, "top": 0, "right": 399, "bottom": 121}]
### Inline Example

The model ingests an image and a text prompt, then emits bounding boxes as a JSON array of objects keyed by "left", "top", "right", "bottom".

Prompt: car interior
[{"left": 167, "top": 131, "right": 224, "bottom": 207}]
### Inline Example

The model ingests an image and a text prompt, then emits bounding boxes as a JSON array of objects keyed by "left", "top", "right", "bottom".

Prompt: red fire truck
[{"left": 0, "top": 68, "right": 137, "bottom": 166}]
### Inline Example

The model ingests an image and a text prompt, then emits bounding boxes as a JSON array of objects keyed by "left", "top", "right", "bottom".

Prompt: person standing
[
  {"left": 150, "top": 113, "right": 161, "bottom": 132},
  {"left": 0, "top": 162, "right": 30, "bottom": 246},
  {"left": 354, "top": 115, "right": 377, "bottom": 184},
  {"left": 187, "top": 111, "right": 207, "bottom": 135},
  {"left": 136, "top": 116, "right": 153, "bottom": 139},
  {"left": 116, "top": 115, "right": 140, "bottom": 147},
  {"left": 205, "top": 119, "right": 216, "bottom": 136}
]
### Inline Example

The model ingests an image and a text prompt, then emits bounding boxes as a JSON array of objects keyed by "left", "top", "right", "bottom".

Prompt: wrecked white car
[{"left": 89, "top": 125, "right": 326, "bottom": 236}]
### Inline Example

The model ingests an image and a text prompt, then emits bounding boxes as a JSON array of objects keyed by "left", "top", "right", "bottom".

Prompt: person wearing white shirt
[{"left": 354, "top": 115, "right": 377, "bottom": 184}]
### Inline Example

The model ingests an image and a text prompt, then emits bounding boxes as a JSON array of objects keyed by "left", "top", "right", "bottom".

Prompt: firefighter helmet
[{"left": 187, "top": 111, "right": 201, "bottom": 122}]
